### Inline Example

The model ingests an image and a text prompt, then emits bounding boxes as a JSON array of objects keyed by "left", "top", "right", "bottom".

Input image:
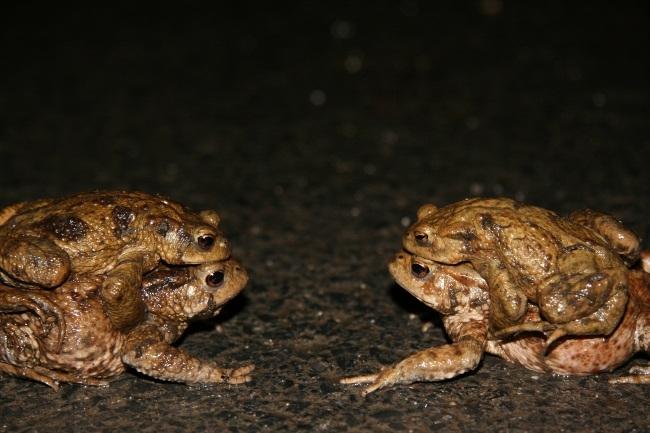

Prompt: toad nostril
[{"left": 411, "top": 263, "right": 430, "bottom": 278}]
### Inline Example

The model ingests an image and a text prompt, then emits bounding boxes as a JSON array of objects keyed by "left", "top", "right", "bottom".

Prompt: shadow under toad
[
  {"left": 176, "top": 292, "right": 249, "bottom": 341},
  {"left": 388, "top": 282, "right": 443, "bottom": 331}
]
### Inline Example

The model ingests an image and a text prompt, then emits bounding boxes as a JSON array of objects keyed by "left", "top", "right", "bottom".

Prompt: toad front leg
[
  {"left": 341, "top": 338, "right": 485, "bottom": 396},
  {"left": 0, "top": 235, "right": 71, "bottom": 288},
  {"left": 479, "top": 260, "right": 528, "bottom": 332},
  {"left": 341, "top": 317, "right": 487, "bottom": 396},
  {"left": 121, "top": 322, "right": 254, "bottom": 385},
  {"left": 101, "top": 253, "right": 148, "bottom": 332}
]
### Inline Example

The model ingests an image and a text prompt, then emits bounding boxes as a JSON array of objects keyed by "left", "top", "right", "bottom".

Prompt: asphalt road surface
[{"left": 1, "top": 2, "right": 649, "bottom": 432}]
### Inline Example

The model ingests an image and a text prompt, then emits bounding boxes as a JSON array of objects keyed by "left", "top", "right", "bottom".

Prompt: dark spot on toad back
[
  {"left": 479, "top": 214, "right": 496, "bottom": 230},
  {"left": 41, "top": 215, "right": 89, "bottom": 242},
  {"left": 112, "top": 206, "right": 135, "bottom": 238},
  {"left": 451, "top": 229, "right": 478, "bottom": 253}
]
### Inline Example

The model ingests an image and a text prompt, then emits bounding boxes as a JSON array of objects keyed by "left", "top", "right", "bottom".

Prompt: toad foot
[{"left": 609, "top": 365, "right": 650, "bottom": 384}]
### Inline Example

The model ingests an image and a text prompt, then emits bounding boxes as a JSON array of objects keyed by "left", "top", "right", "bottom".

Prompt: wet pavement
[{"left": 1, "top": 2, "right": 649, "bottom": 432}]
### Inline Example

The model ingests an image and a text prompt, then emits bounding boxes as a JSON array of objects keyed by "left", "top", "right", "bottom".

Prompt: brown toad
[
  {"left": 402, "top": 198, "right": 639, "bottom": 345},
  {"left": 0, "top": 259, "right": 253, "bottom": 389},
  {"left": 0, "top": 191, "right": 231, "bottom": 333},
  {"left": 341, "top": 251, "right": 650, "bottom": 395}
]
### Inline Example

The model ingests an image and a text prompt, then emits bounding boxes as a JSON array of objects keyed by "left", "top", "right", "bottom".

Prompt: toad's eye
[
  {"left": 197, "top": 234, "right": 215, "bottom": 250},
  {"left": 414, "top": 232, "right": 429, "bottom": 245},
  {"left": 411, "top": 263, "right": 430, "bottom": 278},
  {"left": 206, "top": 271, "right": 225, "bottom": 287}
]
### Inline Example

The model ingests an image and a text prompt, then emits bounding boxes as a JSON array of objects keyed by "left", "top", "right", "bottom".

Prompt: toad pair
[
  {"left": 403, "top": 198, "right": 640, "bottom": 343},
  {"left": 0, "top": 191, "right": 252, "bottom": 389},
  {"left": 342, "top": 198, "right": 648, "bottom": 394}
]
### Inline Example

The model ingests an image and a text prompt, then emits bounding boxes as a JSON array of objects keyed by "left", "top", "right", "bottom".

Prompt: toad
[
  {"left": 0, "top": 191, "right": 231, "bottom": 333},
  {"left": 0, "top": 259, "right": 253, "bottom": 389},
  {"left": 341, "top": 251, "right": 650, "bottom": 395},
  {"left": 402, "top": 198, "right": 639, "bottom": 345}
]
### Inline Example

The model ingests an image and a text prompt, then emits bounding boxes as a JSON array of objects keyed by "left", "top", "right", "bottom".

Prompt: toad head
[
  {"left": 402, "top": 203, "right": 480, "bottom": 264},
  {"left": 149, "top": 209, "right": 231, "bottom": 265},
  {"left": 143, "top": 258, "right": 248, "bottom": 321},
  {"left": 388, "top": 252, "right": 486, "bottom": 315}
]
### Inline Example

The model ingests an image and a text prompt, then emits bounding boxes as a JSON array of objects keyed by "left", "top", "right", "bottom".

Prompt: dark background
[{"left": 1, "top": 2, "right": 649, "bottom": 432}]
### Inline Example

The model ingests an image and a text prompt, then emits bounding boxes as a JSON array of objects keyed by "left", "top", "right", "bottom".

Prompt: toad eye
[
  {"left": 205, "top": 271, "right": 225, "bottom": 287},
  {"left": 414, "top": 231, "right": 430, "bottom": 246},
  {"left": 411, "top": 263, "right": 430, "bottom": 278},
  {"left": 197, "top": 234, "right": 215, "bottom": 250}
]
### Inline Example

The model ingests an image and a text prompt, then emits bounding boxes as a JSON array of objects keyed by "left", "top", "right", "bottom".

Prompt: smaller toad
[
  {"left": 402, "top": 198, "right": 639, "bottom": 345},
  {"left": 0, "top": 259, "right": 253, "bottom": 389},
  {"left": 341, "top": 252, "right": 650, "bottom": 395},
  {"left": 0, "top": 191, "right": 231, "bottom": 333}
]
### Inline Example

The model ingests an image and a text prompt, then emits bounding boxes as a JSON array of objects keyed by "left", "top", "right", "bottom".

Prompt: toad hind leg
[
  {"left": 496, "top": 288, "right": 628, "bottom": 349},
  {"left": 569, "top": 209, "right": 640, "bottom": 266},
  {"left": 0, "top": 284, "right": 65, "bottom": 351},
  {"left": 101, "top": 256, "right": 146, "bottom": 332},
  {"left": 0, "top": 236, "right": 70, "bottom": 288},
  {"left": 538, "top": 269, "right": 628, "bottom": 334},
  {"left": 609, "top": 365, "right": 650, "bottom": 384},
  {"left": 340, "top": 338, "right": 484, "bottom": 396},
  {"left": 0, "top": 363, "right": 109, "bottom": 390},
  {"left": 122, "top": 323, "right": 254, "bottom": 384},
  {"left": 0, "top": 362, "right": 60, "bottom": 390}
]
